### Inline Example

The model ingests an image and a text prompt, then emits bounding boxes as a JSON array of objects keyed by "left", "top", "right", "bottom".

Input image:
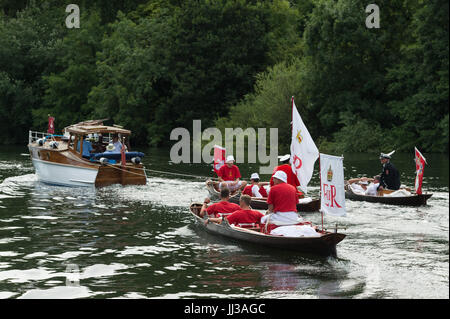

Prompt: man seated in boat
[
  {"left": 76, "top": 135, "right": 95, "bottom": 158},
  {"left": 92, "top": 133, "right": 106, "bottom": 153},
  {"left": 379, "top": 152, "right": 400, "bottom": 190},
  {"left": 242, "top": 173, "right": 269, "bottom": 198},
  {"left": 216, "top": 155, "right": 247, "bottom": 193},
  {"left": 365, "top": 175, "right": 381, "bottom": 196},
  {"left": 261, "top": 170, "right": 305, "bottom": 234},
  {"left": 204, "top": 195, "right": 264, "bottom": 229},
  {"left": 112, "top": 134, "right": 123, "bottom": 152},
  {"left": 199, "top": 188, "right": 241, "bottom": 218},
  {"left": 269, "top": 154, "right": 303, "bottom": 198}
]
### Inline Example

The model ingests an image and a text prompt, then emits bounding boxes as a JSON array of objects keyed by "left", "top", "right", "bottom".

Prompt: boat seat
[{"left": 236, "top": 223, "right": 261, "bottom": 232}]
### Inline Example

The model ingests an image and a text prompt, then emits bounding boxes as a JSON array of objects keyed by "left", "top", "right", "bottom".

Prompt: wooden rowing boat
[
  {"left": 345, "top": 183, "right": 432, "bottom": 206},
  {"left": 189, "top": 203, "right": 345, "bottom": 256},
  {"left": 206, "top": 181, "right": 320, "bottom": 212}
]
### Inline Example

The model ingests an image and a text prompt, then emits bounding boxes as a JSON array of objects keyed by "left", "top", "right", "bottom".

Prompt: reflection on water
[{"left": 0, "top": 147, "right": 448, "bottom": 298}]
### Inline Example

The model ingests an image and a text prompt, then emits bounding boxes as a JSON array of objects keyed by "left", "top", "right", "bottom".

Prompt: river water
[{"left": 0, "top": 146, "right": 448, "bottom": 299}]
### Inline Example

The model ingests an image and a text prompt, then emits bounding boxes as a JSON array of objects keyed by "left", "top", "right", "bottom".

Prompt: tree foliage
[{"left": 0, "top": 0, "right": 447, "bottom": 153}]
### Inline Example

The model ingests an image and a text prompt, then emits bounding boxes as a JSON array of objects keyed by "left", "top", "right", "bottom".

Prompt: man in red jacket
[
  {"left": 269, "top": 154, "right": 303, "bottom": 197},
  {"left": 199, "top": 188, "right": 240, "bottom": 218},
  {"left": 261, "top": 170, "right": 301, "bottom": 228},
  {"left": 217, "top": 155, "right": 247, "bottom": 193},
  {"left": 205, "top": 195, "right": 264, "bottom": 228}
]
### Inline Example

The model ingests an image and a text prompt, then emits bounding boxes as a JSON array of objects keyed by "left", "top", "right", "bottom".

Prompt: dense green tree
[
  {"left": 88, "top": 0, "right": 303, "bottom": 145},
  {"left": 387, "top": 0, "right": 449, "bottom": 152},
  {"left": 0, "top": 2, "right": 66, "bottom": 143},
  {"left": 0, "top": 0, "right": 447, "bottom": 153},
  {"left": 35, "top": 11, "right": 104, "bottom": 133}
]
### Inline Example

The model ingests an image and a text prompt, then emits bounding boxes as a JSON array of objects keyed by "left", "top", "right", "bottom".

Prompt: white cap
[
  {"left": 106, "top": 143, "right": 114, "bottom": 151},
  {"left": 278, "top": 154, "right": 290, "bottom": 162},
  {"left": 226, "top": 155, "right": 235, "bottom": 163},
  {"left": 250, "top": 173, "right": 259, "bottom": 180},
  {"left": 273, "top": 170, "right": 287, "bottom": 183}
]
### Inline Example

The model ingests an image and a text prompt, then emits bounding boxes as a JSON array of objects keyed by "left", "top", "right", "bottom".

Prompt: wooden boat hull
[
  {"left": 345, "top": 185, "right": 432, "bottom": 206},
  {"left": 190, "top": 203, "right": 345, "bottom": 256},
  {"left": 31, "top": 157, "right": 98, "bottom": 187}
]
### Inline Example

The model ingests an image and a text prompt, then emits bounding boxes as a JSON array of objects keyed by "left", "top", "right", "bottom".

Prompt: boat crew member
[
  {"left": 112, "top": 134, "right": 123, "bottom": 152},
  {"left": 269, "top": 154, "right": 303, "bottom": 198},
  {"left": 217, "top": 155, "right": 247, "bottom": 192},
  {"left": 205, "top": 195, "right": 264, "bottom": 227},
  {"left": 92, "top": 133, "right": 105, "bottom": 153},
  {"left": 379, "top": 152, "right": 400, "bottom": 190},
  {"left": 262, "top": 170, "right": 301, "bottom": 229},
  {"left": 77, "top": 135, "right": 94, "bottom": 158},
  {"left": 365, "top": 175, "right": 381, "bottom": 196},
  {"left": 242, "top": 173, "right": 268, "bottom": 198},
  {"left": 199, "top": 188, "right": 240, "bottom": 218}
]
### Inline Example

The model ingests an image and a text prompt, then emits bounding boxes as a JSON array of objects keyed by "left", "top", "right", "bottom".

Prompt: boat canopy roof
[{"left": 64, "top": 119, "right": 131, "bottom": 135}]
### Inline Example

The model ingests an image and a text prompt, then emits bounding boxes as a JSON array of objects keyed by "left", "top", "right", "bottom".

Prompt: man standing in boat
[
  {"left": 379, "top": 152, "right": 400, "bottom": 190},
  {"left": 262, "top": 170, "right": 301, "bottom": 232},
  {"left": 217, "top": 155, "right": 247, "bottom": 193},
  {"left": 269, "top": 154, "right": 303, "bottom": 198},
  {"left": 199, "top": 188, "right": 240, "bottom": 218}
]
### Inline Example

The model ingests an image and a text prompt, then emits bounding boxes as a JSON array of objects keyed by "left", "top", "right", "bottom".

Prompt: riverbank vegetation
[{"left": 0, "top": 0, "right": 448, "bottom": 153}]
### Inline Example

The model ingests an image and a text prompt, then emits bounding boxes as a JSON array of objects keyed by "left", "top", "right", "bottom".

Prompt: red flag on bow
[
  {"left": 213, "top": 145, "right": 226, "bottom": 176},
  {"left": 414, "top": 147, "right": 427, "bottom": 195},
  {"left": 47, "top": 116, "right": 55, "bottom": 134}
]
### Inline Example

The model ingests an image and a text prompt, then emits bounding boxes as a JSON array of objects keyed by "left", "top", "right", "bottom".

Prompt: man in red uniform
[
  {"left": 205, "top": 195, "right": 264, "bottom": 228},
  {"left": 242, "top": 173, "right": 269, "bottom": 198},
  {"left": 217, "top": 155, "right": 247, "bottom": 192},
  {"left": 269, "top": 154, "right": 303, "bottom": 197},
  {"left": 199, "top": 188, "right": 240, "bottom": 218},
  {"left": 261, "top": 170, "right": 301, "bottom": 231}
]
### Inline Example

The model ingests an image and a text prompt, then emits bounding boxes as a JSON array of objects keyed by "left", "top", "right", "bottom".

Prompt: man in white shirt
[
  {"left": 112, "top": 134, "right": 123, "bottom": 152},
  {"left": 365, "top": 175, "right": 381, "bottom": 196}
]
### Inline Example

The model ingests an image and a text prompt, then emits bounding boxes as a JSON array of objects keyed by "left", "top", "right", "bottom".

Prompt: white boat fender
[
  {"left": 49, "top": 141, "right": 58, "bottom": 149},
  {"left": 131, "top": 157, "right": 141, "bottom": 164},
  {"left": 99, "top": 157, "right": 109, "bottom": 165}
]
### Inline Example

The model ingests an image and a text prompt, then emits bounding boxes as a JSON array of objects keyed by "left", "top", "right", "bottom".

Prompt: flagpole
[{"left": 318, "top": 151, "right": 322, "bottom": 231}]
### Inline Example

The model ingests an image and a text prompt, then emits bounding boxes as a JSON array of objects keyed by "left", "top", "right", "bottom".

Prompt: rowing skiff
[
  {"left": 345, "top": 183, "right": 432, "bottom": 206},
  {"left": 189, "top": 203, "right": 345, "bottom": 256}
]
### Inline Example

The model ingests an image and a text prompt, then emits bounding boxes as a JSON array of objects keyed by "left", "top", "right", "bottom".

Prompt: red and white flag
[
  {"left": 414, "top": 147, "right": 427, "bottom": 195},
  {"left": 213, "top": 145, "right": 226, "bottom": 175},
  {"left": 47, "top": 116, "right": 55, "bottom": 134},
  {"left": 319, "top": 153, "right": 346, "bottom": 217},
  {"left": 290, "top": 97, "right": 319, "bottom": 194}
]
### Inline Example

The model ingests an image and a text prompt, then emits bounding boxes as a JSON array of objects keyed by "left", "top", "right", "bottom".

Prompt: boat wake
[{"left": 0, "top": 174, "right": 37, "bottom": 198}]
